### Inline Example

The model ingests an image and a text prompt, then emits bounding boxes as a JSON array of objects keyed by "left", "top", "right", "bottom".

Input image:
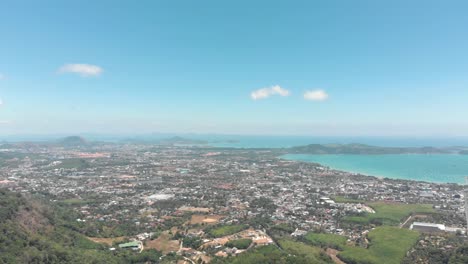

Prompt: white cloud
[
  {"left": 251, "top": 85, "right": 290, "bottom": 100},
  {"left": 304, "top": 89, "right": 329, "bottom": 101},
  {"left": 58, "top": 63, "right": 103, "bottom": 77}
]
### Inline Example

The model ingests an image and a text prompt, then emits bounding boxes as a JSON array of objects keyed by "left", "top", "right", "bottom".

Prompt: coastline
[{"left": 279, "top": 153, "right": 467, "bottom": 185}]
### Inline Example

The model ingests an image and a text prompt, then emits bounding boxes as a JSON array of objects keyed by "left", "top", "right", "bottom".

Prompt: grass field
[
  {"left": 338, "top": 226, "right": 420, "bottom": 264},
  {"left": 226, "top": 240, "right": 333, "bottom": 264},
  {"left": 278, "top": 239, "right": 333, "bottom": 264},
  {"left": 57, "top": 158, "right": 90, "bottom": 169},
  {"left": 59, "top": 198, "right": 94, "bottom": 205},
  {"left": 304, "top": 232, "right": 348, "bottom": 250},
  {"left": 225, "top": 245, "right": 283, "bottom": 264},
  {"left": 344, "top": 202, "right": 434, "bottom": 225},
  {"left": 332, "top": 196, "right": 366, "bottom": 203},
  {"left": 208, "top": 224, "right": 248, "bottom": 237}
]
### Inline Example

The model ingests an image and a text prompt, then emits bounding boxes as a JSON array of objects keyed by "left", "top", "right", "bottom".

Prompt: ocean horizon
[{"left": 3, "top": 134, "right": 468, "bottom": 148}]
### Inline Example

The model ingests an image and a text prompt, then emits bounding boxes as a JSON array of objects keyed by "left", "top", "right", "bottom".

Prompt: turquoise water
[{"left": 281, "top": 154, "right": 468, "bottom": 184}]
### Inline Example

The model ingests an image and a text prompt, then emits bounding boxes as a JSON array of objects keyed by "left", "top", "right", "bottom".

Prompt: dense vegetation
[
  {"left": 0, "top": 189, "right": 161, "bottom": 264},
  {"left": 225, "top": 239, "right": 252, "bottom": 249},
  {"left": 402, "top": 235, "right": 468, "bottom": 264}
]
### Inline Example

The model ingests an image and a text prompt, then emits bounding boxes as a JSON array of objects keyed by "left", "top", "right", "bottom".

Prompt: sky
[{"left": 1, "top": 0, "right": 468, "bottom": 136}]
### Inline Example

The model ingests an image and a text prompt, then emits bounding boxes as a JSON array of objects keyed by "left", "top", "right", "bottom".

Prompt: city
[
  {"left": 2, "top": 1, "right": 468, "bottom": 263},
  {"left": 1, "top": 137, "right": 467, "bottom": 263}
]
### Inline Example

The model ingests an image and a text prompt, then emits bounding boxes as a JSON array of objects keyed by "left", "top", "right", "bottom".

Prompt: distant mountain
[
  {"left": 158, "top": 136, "right": 208, "bottom": 145},
  {"left": 58, "top": 136, "right": 88, "bottom": 146},
  {"left": 0, "top": 142, "right": 17, "bottom": 149},
  {"left": 288, "top": 143, "right": 450, "bottom": 155}
]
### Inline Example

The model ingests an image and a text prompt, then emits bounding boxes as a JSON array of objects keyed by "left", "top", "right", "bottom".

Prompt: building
[
  {"left": 410, "top": 222, "right": 445, "bottom": 233},
  {"left": 118, "top": 241, "right": 141, "bottom": 250}
]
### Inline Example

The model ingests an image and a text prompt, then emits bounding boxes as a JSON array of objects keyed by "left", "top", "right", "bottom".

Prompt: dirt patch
[
  {"left": 326, "top": 248, "right": 346, "bottom": 264},
  {"left": 189, "top": 214, "right": 224, "bottom": 225},
  {"left": 178, "top": 206, "right": 212, "bottom": 213},
  {"left": 145, "top": 232, "right": 180, "bottom": 254},
  {"left": 88, "top": 236, "right": 126, "bottom": 246}
]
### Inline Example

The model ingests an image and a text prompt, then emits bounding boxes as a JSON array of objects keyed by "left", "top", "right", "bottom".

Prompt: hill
[
  {"left": 159, "top": 136, "right": 208, "bottom": 145},
  {"left": 58, "top": 136, "right": 88, "bottom": 147},
  {"left": 0, "top": 189, "right": 161, "bottom": 264},
  {"left": 288, "top": 143, "right": 448, "bottom": 155}
]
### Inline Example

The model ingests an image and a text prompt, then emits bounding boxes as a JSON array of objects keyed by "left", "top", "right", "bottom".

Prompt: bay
[{"left": 281, "top": 154, "right": 468, "bottom": 184}]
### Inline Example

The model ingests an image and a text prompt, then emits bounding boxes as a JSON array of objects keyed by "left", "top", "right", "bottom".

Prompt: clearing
[{"left": 145, "top": 231, "right": 180, "bottom": 254}]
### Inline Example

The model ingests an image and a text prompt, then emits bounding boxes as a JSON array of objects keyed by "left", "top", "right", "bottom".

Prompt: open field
[
  {"left": 278, "top": 239, "right": 333, "bottom": 264},
  {"left": 338, "top": 226, "right": 420, "bottom": 264},
  {"left": 225, "top": 242, "right": 333, "bottom": 264},
  {"left": 56, "top": 158, "right": 90, "bottom": 169},
  {"left": 332, "top": 196, "right": 366, "bottom": 203},
  {"left": 304, "top": 232, "right": 348, "bottom": 250},
  {"left": 208, "top": 224, "right": 249, "bottom": 237},
  {"left": 59, "top": 198, "right": 94, "bottom": 205},
  {"left": 189, "top": 214, "right": 224, "bottom": 225},
  {"left": 87, "top": 236, "right": 126, "bottom": 246},
  {"left": 145, "top": 232, "right": 179, "bottom": 254},
  {"left": 344, "top": 202, "right": 435, "bottom": 225},
  {"left": 178, "top": 206, "right": 212, "bottom": 213}
]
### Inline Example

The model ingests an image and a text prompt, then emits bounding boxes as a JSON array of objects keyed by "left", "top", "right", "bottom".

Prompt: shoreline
[{"left": 279, "top": 154, "right": 465, "bottom": 186}]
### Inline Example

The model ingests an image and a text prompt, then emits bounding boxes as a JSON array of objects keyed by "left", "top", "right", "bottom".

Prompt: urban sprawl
[{"left": 1, "top": 140, "right": 467, "bottom": 264}]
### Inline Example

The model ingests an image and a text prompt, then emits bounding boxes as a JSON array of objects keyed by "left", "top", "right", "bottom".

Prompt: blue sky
[{"left": 1, "top": 0, "right": 468, "bottom": 136}]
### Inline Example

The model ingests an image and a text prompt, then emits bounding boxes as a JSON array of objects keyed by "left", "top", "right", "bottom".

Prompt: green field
[
  {"left": 58, "top": 198, "right": 94, "bottom": 206},
  {"left": 344, "top": 202, "right": 434, "bottom": 225},
  {"left": 223, "top": 242, "right": 333, "bottom": 264},
  {"left": 338, "top": 226, "right": 420, "bottom": 264},
  {"left": 304, "top": 232, "right": 348, "bottom": 250},
  {"left": 277, "top": 239, "right": 333, "bottom": 264},
  {"left": 57, "top": 158, "right": 90, "bottom": 169},
  {"left": 332, "top": 196, "right": 366, "bottom": 203},
  {"left": 208, "top": 224, "right": 248, "bottom": 237}
]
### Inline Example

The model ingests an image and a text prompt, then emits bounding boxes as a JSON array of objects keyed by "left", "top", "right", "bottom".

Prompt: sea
[
  {"left": 3, "top": 134, "right": 468, "bottom": 184},
  {"left": 281, "top": 154, "right": 468, "bottom": 184},
  {"left": 206, "top": 135, "right": 468, "bottom": 184}
]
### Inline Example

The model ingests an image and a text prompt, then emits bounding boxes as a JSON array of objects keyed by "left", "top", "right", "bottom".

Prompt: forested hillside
[{"left": 0, "top": 189, "right": 160, "bottom": 264}]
